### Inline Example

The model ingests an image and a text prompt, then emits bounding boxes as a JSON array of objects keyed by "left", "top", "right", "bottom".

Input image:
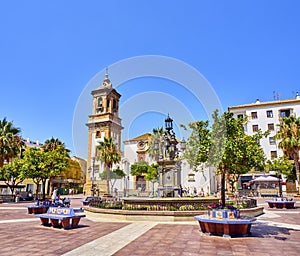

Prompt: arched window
[
  {"left": 97, "top": 97, "right": 103, "bottom": 107},
  {"left": 113, "top": 99, "right": 117, "bottom": 110},
  {"left": 96, "top": 97, "right": 103, "bottom": 113}
]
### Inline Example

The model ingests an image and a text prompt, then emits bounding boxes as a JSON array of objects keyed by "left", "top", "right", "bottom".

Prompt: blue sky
[{"left": 1, "top": 1, "right": 300, "bottom": 159}]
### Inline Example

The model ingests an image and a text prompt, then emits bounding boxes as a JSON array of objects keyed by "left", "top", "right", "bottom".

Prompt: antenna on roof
[{"left": 273, "top": 91, "right": 280, "bottom": 100}]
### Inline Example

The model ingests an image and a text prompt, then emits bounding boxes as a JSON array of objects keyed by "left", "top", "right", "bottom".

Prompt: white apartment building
[{"left": 228, "top": 94, "right": 300, "bottom": 161}]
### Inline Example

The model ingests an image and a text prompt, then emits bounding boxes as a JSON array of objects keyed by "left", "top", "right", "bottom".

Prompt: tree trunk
[
  {"left": 34, "top": 180, "right": 40, "bottom": 200},
  {"left": 49, "top": 177, "right": 54, "bottom": 197},
  {"left": 7, "top": 182, "right": 15, "bottom": 200},
  {"left": 294, "top": 157, "right": 300, "bottom": 194},
  {"left": 106, "top": 165, "right": 110, "bottom": 194},
  {"left": 42, "top": 179, "right": 47, "bottom": 200},
  {"left": 221, "top": 169, "right": 226, "bottom": 206},
  {"left": 225, "top": 168, "right": 231, "bottom": 193}
]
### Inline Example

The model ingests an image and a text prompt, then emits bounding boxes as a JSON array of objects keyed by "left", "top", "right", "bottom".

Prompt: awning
[{"left": 252, "top": 175, "right": 279, "bottom": 182}]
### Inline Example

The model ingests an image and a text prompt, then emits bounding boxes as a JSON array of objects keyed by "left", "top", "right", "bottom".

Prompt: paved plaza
[{"left": 0, "top": 196, "right": 300, "bottom": 256}]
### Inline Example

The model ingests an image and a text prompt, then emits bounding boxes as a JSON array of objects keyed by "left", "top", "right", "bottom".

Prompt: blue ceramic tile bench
[
  {"left": 35, "top": 207, "right": 86, "bottom": 229},
  {"left": 194, "top": 215, "right": 255, "bottom": 238},
  {"left": 266, "top": 198, "right": 295, "bottom": 209},
  {"left": 26, "top": 200, "right": 51, "bottom": 214}
]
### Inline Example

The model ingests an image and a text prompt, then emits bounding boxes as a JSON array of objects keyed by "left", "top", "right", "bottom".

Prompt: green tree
[
  {"left": 42, "top": 137, "right": 70, "bottom": 194},
  {"left": 21, "top": 148, "right": 45, "bottom": 199},
  {"left": 229, "top": 131, "right": 266, "bottom": 187},
  {"left": 99, "top": 166, "right": 126, "bottom": 194},
  {"left": 97, "top": 137, "right": 121, "bottom": 194},
  {"left": 42, "top": 137, "right": 70, "bottom": 154},
  {"left": 209, "top": 111, "right": 266, "bottom": 206},
  {"left": 144, "top": 163, "right": 158, "bottom": 196},
  {"left": 147, "top": 127, "right": 164, "bottom": 160},
  {"left": 21, "top": 148, "right": 69, "bottom": 199},
  {"left": 130, "top": 161, "right": 158, "bottom": 196},
  {"left": 130, "top": 160, "right": 150, "bottom": 176},
  {"left": 275, "top": 115, "right": 300, "bottom": 193},
  {"left": 0, "top": 158, "right": 25, "bottom": 196},
  {"left": 267, "top": 156, "right": 294, "bottom": 196},
  {"left": 182, "top": 120, "right": 211, "bottom": 171},
  {"left": 0, "top": 117, "right": 24, "bottom": 167}
]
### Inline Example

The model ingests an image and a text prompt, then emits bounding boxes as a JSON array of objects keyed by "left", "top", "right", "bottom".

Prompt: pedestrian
[{"left": 51, "top": 188, "right": 58, "bottom": 204}]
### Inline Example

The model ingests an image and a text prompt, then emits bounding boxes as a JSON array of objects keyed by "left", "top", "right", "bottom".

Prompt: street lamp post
[
  {"left": 91, "top": 157, "right": 95, "bottom": 196},
  {"left": 154, "top": 115, "right": 186, "bottom": 197}
]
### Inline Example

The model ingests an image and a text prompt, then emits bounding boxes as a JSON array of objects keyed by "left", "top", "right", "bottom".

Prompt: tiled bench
[
  {"left": 194, "top": 215, "right": 255, "bottom": 238},
  {"left": 266, "top": 199, "right": 295, "bottom": 209},
  {"left": 26, "top": 200, "right": 51, "bottom": 214},
  {"left": 35, "top": 207, "right": 86, "bottom": 229}
]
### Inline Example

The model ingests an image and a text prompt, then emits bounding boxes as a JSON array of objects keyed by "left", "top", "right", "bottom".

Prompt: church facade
[{"left": 84, "top": 73, "right": 218, "bottom": 197}]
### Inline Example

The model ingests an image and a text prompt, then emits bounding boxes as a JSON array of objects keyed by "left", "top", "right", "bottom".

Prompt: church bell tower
[{"left": 84, "top": 71, "right": 123, "bottom": 195}]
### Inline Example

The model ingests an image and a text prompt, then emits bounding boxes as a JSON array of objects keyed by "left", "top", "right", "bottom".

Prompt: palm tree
[
  {"left": 0, "top": 117, "right": 24, "bottom": 167},
  {"left": 97, "top": 137, "right": 121, "bottom": 194},
  {"left": 42, "top": 137, "right": 70, "bottom": 154},
  {"left": 275, "top": 115, "right": 300, "bottom": 193},
  {"left": 147, "top": 127, "right": 164, "bottom": 160}
]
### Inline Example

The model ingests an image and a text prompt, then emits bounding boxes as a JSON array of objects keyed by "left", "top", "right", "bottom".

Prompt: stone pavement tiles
[
  {"left": 0, "top": 218, "right": 128, "bottom": 256},
  {"left": 111, "top": 222, "right": 300, "bottom": 256},
  {"left": 1, "top": 198, "right": 300, "bottom": 256},
  {"left": 61, "top": 222, "right": 157, "bottom": 256}
]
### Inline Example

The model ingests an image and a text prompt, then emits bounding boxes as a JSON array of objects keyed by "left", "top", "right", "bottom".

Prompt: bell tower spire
[{"left": 85, "top": 71, "right": 123, "bottom": 196}]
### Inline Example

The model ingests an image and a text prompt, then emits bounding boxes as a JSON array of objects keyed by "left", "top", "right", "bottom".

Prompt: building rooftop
[
  {"left": 229, "top": 94, "right": 300, "bottom": 111},
  {"left": 123, "top": 132, "right": 152, "bottom": 143}
]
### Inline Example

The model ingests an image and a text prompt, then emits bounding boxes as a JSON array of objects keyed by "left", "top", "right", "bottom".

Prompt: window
[
  {"left": 269, "top": 137, "right": 275, "bottom": 145},
  {"left": 26, "top": 184, "right": 34, "bottom": 192},
  {"left": 237, "top": 114, "right": 244, "bottom": 119},
  {"left": 266, "top": 110, "right": 273, "bottom": 118},
  {"left": 113, "top": 99, "right": 117, "bottom": 110},
  {"left": 138, "top": 154, "right": 145, "bottom": 162},
  {"left": 94, "top": 165, "right": 99, "bottom": 173},
  {"left": 136, "top": 175, "right": 146, "bottom": 191},
  {"left": 96, "top": 131, "right": 101, "bottom": 138},
  {"left": 96, "top": 97, "right": 103, "bottom": 113},
  {"left": 280, "top": 109, "right": 291, "bottom": 118},
  {"left": 270, "top": 151, "right": 278, "bottom": 158},
  {"left": 252, "top": 125, "right": 259, "bottom": 132},
  {"left": 267, "top": 123, "right": 274, "bottom": 131},
  {"left": 97, "top": 97, "right": 103, "bottom": 107},
  {"left": 251, "top": 112, "right": 258, "bottom": 119}
]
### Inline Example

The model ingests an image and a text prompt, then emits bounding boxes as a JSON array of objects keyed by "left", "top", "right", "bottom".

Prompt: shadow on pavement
[{"left": 250, "top": 223, "right": 291, "bottom": 238}]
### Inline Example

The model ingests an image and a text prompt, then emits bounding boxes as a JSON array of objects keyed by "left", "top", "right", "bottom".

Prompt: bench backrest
[
  {"left": 34, "top": 200, "right": 51, "bottom": 206},
  {"left": 47, "top": 207, "right": 75, "bottom": 216}
]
